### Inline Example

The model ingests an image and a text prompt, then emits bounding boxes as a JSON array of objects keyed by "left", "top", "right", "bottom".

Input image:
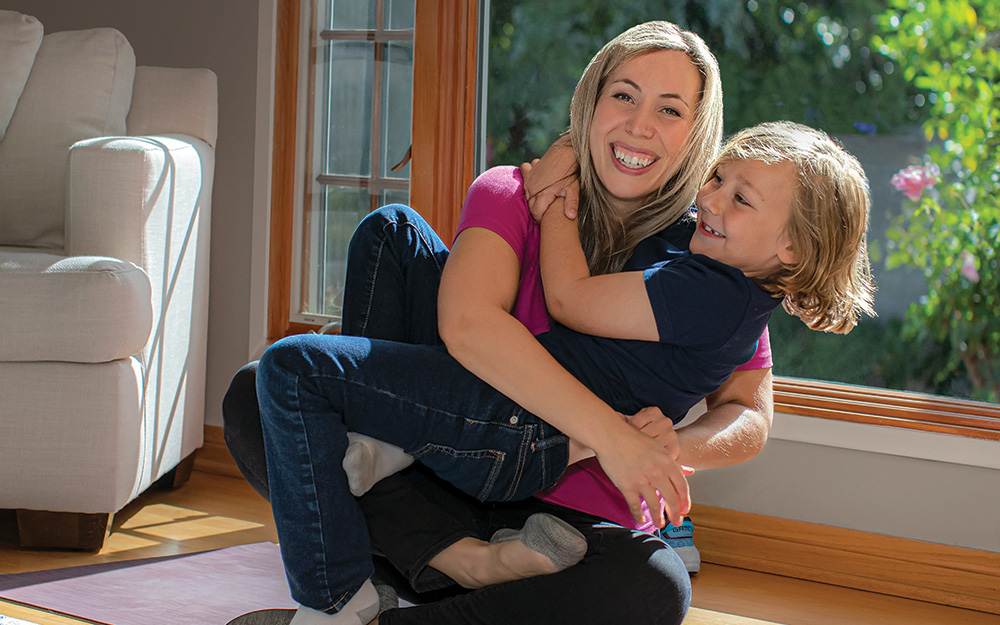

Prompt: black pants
[{"left": 224, "top": 361, "right": 689, "bottom": 625}]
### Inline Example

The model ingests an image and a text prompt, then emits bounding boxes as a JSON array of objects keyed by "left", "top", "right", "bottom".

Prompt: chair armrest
[
  {"left": 66, "top": 134, "right": 214, "bottom": 364},
  {"left": 66, "top": 134, "right": 214, "bottom": 268}
]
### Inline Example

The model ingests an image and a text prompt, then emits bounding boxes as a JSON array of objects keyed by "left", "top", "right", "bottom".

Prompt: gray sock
[
  {"left": 490, "top": 512, "right": 588, "bottom": 570},
  {"left": 343, "top": 432, "right": 414, "bottom": 497}
]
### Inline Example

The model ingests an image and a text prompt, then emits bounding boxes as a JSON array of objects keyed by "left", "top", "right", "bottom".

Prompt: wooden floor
[{"left": 2, "top": 470, "right": 998, "bottom": 625}]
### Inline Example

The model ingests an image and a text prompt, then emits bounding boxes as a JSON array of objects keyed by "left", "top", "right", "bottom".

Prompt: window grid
[{"left": 307, "top": 0, "right": 414, "bottom": 318}]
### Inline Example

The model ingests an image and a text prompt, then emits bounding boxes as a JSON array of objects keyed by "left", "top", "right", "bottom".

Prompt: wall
[
  {"left": 1, "top": 0, "right": 273, "bottom": 427},
  {"left": 685, "top": 408, "right": 1000, "bottom": 554}
]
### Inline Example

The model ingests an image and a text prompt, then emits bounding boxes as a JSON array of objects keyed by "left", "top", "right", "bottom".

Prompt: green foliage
[
  {"left": 877, "top": 0, "right": 1000, "bottom": 401},
  {"left": 487, "top": 0, "right": 922, "bottom": 166}
]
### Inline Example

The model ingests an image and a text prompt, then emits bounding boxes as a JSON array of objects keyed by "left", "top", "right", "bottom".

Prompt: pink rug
[{"left": 0, "top": 542, "right": 296, "bottom": 625}]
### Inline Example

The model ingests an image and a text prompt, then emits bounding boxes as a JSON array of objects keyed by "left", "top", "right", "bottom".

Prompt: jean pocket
[{"left": 413, "top": 444, "right": 506, "bottom": 502}]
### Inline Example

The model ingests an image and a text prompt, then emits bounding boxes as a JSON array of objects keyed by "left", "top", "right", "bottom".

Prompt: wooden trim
[
  {"left": 409, "top": 0, "right": 480, "bottom": 242},
  {"left": 693, "top": 504, "right": 1000, "bottom": 615},
  {"left": 266, "top": 0, "right": 302, "bottom": 341},
  {"left": 774, "top": 378, "right": 1000, "bottom": 441}
]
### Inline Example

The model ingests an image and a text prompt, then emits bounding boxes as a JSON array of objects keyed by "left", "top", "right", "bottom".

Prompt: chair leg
[
  {"left": 154, "top": 451, "right": 197, "bottom": 490},
  {"left": 16, "top": 509, "right": 111, "bottom": 551}
]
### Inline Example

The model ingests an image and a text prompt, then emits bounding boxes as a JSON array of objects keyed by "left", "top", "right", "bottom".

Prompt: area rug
[{"left": 0, "top": 542, "right": 296, "bottom": 625}]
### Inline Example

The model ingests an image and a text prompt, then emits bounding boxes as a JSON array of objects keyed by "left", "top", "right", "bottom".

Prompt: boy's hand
[
  {"left": 521, "top": 135, "right": 580, "bottom": 221},
  {"left": 626, "top": 407, "right": 685, "bottom": 465}
]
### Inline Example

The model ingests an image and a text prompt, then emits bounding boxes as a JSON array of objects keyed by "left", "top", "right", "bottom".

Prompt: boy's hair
[
  {"left": 569, "top": 21, "right": 723, "bottom": 275},
  {"left": 713, "top": 121, "right": 876, "bottom": 334}
]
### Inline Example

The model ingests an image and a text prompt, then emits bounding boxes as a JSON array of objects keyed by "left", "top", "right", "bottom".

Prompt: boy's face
[{"left": 688, "top": 159, "right": 798, "bottom": 278}]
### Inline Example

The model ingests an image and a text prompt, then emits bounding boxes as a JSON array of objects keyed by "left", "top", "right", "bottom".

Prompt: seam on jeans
[
  {"left": 360, "top": 233, "right": 388, "bottom": 337},
  {"left": 294, "top": 374, "right": 335, "bottom": 609},
  {"left": 403, "top": 220, "right": 445, "bottom": 273},
  {"left": 502, "top": 418, "right": 531, "bottom": 501}
]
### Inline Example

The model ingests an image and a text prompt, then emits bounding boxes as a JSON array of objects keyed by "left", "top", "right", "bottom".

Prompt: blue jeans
[{"left": 257, "top": 206, "right": 570, "bottom": 612}]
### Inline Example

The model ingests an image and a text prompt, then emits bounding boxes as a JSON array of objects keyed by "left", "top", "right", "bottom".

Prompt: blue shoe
[{"left": 658, "top": 517, "right": 700, "bottom": 574}]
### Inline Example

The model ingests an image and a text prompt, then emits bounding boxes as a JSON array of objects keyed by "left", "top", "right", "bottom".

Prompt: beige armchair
[{"left": 0, "top": 11, "right": 217, "bottom": 550}]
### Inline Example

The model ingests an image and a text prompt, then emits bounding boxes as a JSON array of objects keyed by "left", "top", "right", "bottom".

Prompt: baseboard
[
  {"left": 692, "top": 504, "right": 1000, "bottom": 615},
  {"left": 194, "top": 425, "right": 243, "bottom": 479}
]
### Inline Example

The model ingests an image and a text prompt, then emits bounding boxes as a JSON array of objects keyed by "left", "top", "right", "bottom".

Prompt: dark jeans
[{"left": 224, "top": 205, "right": 690, "bottom": 624}]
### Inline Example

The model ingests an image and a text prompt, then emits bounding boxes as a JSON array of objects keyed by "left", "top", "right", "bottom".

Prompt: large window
[
  {"left": 297, "top": 0, "right": 415, "bottom": 322},
  {"left": 268, "top": 0, "right": 998, "bottom": 439},
  {"left": 483, "top": 1, "right": 999, "bottom": 417}
]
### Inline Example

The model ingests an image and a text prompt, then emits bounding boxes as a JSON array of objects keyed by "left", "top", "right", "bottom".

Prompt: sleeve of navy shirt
[{"left": 642, "top": 254, "right": 755, "bottom": 352}]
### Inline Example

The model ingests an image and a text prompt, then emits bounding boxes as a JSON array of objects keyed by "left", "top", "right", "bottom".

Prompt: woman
[{"left": 226, "top": 22, "right": 772, "bottom": 625}]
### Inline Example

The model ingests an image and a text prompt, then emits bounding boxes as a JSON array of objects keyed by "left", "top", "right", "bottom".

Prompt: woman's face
[{"left": 588, "top": 49, "right": 702, "bottom": 215}]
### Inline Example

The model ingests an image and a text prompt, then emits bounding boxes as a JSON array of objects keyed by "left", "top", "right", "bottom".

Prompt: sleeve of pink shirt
[{"left": 455, "top": 166, "right": 531, "bottom": 262}]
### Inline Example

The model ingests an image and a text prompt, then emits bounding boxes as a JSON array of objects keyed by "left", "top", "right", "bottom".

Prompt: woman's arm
[
  {"left": 676, "top": 367, "right": 774, "bottom": 470},
  {"left": 537, "top": 207, "right": 659, "bottom": 341},
  {"left": 439, "top": 227, "right": 688, "bottom": 528}
]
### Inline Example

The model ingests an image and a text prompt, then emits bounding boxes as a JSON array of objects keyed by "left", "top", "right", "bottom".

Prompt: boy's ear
[{"left": 778, "top": 240, "right": 797, "bottom": 265}]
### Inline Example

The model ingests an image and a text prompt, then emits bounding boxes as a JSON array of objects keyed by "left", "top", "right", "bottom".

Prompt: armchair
[{"left": 0, "top": 11, "right": 217, "bottom": 550}]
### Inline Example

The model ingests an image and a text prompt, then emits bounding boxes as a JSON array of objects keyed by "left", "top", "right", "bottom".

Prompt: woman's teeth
[{"left": 614, "top": 147, "right": 654, "bottom": 169}]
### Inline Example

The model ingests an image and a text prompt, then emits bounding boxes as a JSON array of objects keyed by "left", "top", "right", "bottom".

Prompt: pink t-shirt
[{"left": 455, "top": 166, "right": 772, "bottom": 532}]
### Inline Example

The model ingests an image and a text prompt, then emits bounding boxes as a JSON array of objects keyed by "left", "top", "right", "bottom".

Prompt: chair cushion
[
  {"left": 0, "top": 27, "right": 135, "bottom": 250},
  {"left": 0, "top": 11, "right": 43, "bottom": 142},
  {"left": 0, "top": 251, "right": 152, "bottom": 363}
]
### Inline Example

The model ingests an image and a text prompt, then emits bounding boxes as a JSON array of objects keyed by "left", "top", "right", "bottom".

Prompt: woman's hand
[
  {"left": 591, "top": 421, "right": 691, "bottom": 529},
  {"left": 521, "top": 135, "right": 580, "bottom": 221},
  {"left": 627, "top": 407, "right": 685, "bottom": 466}
]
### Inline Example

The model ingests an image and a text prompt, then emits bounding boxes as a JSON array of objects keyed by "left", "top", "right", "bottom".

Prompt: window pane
[
  {"left": 313, "top": 185, "right": 372, "bottom": 318},
  {"left": 483, "top": 2, "right": 992, "bottom": 403},
  {"left": 385, "top": 0, "right": 415, "bottom": 30},
  {"left": 325, "top": 41, "right": 374, "bottom": 177},
  {"left": 381, "top": 42, "right": 414, "bottom": 179},
  {"left": 382, "top": 188, "right": 410, "bottom": 208},
  {"left": 330, "top": 0, "right": 376, "bottom": 30}
]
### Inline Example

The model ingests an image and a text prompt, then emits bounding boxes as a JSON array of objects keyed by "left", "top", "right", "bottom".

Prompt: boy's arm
[{"left": 538, "top": 207, "right": 659, "bottom": 341}]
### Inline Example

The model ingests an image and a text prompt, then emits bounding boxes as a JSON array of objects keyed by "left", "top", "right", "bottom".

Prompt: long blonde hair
[
  {"left": 569, "top": 21, "right": 723, "bottom": 275},
  {"left": 712, "top": 121, "right": 876, "bottom": 334}
]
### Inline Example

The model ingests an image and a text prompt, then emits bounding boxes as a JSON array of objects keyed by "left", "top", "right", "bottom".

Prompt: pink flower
[
  {"left": 891, "top": 164, "right": 939, "bottom": 200},
  {"left": 959, "top": 251, "right": 980, "bottom": 283}
]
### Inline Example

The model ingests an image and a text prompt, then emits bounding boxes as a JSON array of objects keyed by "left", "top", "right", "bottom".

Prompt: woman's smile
[{"left": 588, "top": 49, "right": 701, "bottom": 214}]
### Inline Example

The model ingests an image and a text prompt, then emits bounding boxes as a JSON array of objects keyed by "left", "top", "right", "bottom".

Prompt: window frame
[{"left": 266, "top": 0, "right": 1000, "bottom": 439}]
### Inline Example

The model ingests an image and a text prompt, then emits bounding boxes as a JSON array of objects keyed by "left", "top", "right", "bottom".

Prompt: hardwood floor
[{"left": 2, "top": 470, "right": 998, "bottom": 625}]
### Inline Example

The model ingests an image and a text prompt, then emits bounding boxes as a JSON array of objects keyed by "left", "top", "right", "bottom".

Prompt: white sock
[
  {"left": 343, "top": 432, "right": 414, "bottom": 497},
  {"left": 289, "top": 579, "right": 380, "bottom": 625}
]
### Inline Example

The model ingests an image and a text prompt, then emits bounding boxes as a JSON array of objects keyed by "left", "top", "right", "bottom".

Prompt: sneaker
[{"left": 658, "top": 517, "right": 700, "bottom": 574}]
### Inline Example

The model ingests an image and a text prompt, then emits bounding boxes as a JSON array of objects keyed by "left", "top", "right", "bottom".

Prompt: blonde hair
[
  {"left": 568, "top": 21, "right": 723, "bottom": 275},
  {"left": 712, "top": 121, "right": 876, "bottom": 334}
]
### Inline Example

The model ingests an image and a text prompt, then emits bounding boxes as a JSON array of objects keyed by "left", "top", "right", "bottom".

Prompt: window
[
  {"left": 268, "top": 0, "right": 999, "bottom": 439},
  {"left": 267, "top": 0, "right": 480, "bottom": 337},
  {"left": 295, "top": 0, "right": 415, "bottom": 322}
]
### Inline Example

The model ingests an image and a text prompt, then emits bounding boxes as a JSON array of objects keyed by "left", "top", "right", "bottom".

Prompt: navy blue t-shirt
[{"left": 536, "top": 214, "right": 781, "bottom": 423}]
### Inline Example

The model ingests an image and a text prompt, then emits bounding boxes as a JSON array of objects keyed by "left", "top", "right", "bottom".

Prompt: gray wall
[
  {"left": 2, "top": 0, "right": 266, "bottom": 427},
  {"left": 838, "top": 131, "right": 929, "bottom": 319},
  {"left": 689, "top": 430, "right": 1000, "bottom": 553}
]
